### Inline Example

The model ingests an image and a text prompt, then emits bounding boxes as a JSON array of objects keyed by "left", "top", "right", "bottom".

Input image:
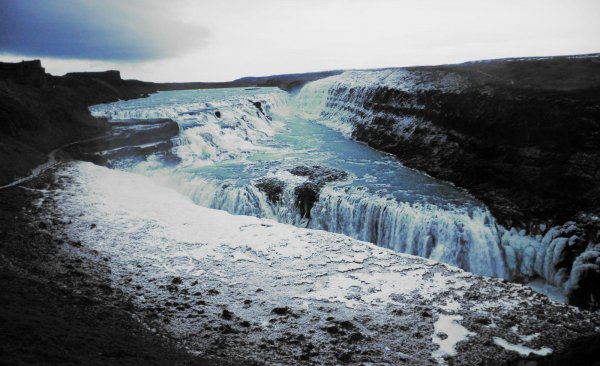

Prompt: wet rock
[
  {"left": 271, "top": 307, "right": 289, "bottom": 316},
  {"left": 472, "top": 314, "right": 492, "bottom": 325},
  {"left": 288, "top": 166, "right": 349, "bottom": 219},
  {"left": 67, "top": 119, "right": 180, "bottom": 165},
  {"left": 288, "top": 165, "right": 348, "bottom": 183},
  {"left": 337, "top": 352, "right": 352, "bottom": 363},
  {"left": 171, "top": 277, "right": 183, "bottom": 285},
  {"left": 219, "top": 324, "right": 238, "bottom": 334},
  {"left": 566, "top": 246, "right": 600, "bottom": 309},
  {"left": 348, "top": 332, "right": 364, "bottom": 343},
  {"left": 240, "top": 320, "right": 251, "bottom": 327},
  {"left": 166, "top": 284, "right": 178, "bottom": 292},
  {"left": 339, "top": 320, "right": 355, "bottom": 330},
  {"left": 214, "top": 111, "right": 221, "bottom": 118},
  {"left": 249, "top": 100, "right": 264, "bottom": 115},
  {"left": 326, "top": 325, "right": 339, "bottom": 334},
  {"left": 221, "top": 309, "right": 234, "bottom": 320},
  {"left": 254, "top": 178, "right": 285, "bottom": 204},
  {"left": 294, "top": 182, "right": 321, "bottom": 219}
]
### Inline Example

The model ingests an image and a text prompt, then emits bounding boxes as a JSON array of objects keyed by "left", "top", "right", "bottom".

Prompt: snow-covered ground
[{"left": 41, "top": 161, "right": 599, "bottom": 365}]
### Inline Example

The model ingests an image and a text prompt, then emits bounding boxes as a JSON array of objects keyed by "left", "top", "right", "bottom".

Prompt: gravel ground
[{"left": 0, "top": 168, "right": 247, "bottom": 365}]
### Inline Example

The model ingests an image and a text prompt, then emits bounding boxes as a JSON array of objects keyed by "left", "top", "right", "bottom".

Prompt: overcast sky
[{"left": 1, "top": 0, "right": 599, "bottom": 82}]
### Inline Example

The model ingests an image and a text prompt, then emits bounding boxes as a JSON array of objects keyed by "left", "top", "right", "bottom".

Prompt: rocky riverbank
[
  {"left": 0, "top": 60, "right": 160, "bottom": 184},
  {"left": 0, "top": 169, "right": 247, "bottom": 365},
  {"left": 30, "top": 161, "right": 600, "bottom": 365},
  {"left": 65, "top": 118, "right": 181, "bottom": 166}
]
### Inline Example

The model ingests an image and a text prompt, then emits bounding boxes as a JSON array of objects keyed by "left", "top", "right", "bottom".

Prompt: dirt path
[{"left": 0, "top": 134, "right": 108, "bottom": 190}]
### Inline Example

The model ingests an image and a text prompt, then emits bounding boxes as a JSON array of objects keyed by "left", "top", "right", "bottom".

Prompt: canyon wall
[
  {"left": 294, "top": 55, "right": 600, "bottom": 308},
  {"left": 0, "top": 60, "right": 164, "bottom": 183}
]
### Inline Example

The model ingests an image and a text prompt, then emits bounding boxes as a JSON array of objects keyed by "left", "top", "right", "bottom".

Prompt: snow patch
[
  {"left": 493, "top": 337, "right": 552, "bottom": 356},
  {"left": 432, "top": 314, "right": 475, "bottom": 364}
]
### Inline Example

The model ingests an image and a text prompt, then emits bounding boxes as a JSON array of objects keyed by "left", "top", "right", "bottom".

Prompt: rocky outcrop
[
  {"left": 0, "top": 60, "right": 46, "bottom": 85},
  {"left": 254, "top": 177, "right": 286, "bottom": 203},
  {"left": 567, "top": 244, "right": 600, "bottom": 309},
  {"left": 65, "top": 70, "right": 123, "bottom": 84},
  {"left": 0, "top": 60, "right": 165, "bottom": 184},
  {"left": 254, "top": 165, "right": 348, "bottom": 219},
  {"left": 288, "top": 166, "right": 348, "bottom": 219},
  {"left": 288, "top": 165, "right": 349, "bottom": 183},
  {"left": 66, "top": 119, "right": 180, "bottom": 166}
]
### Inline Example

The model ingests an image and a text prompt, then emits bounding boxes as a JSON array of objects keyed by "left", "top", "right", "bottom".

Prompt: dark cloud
[{"left": 0, "top": 0, "right": 210, "bottom": 61}]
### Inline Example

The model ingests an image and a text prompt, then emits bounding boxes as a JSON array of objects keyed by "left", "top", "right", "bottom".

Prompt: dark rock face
[
  {"left": 66, "top": 119, "right": 180, "bottom": 166},
  {"left": 65, "top": 70, "right": 123, "bottom": 84},
  {"left": 567, "top": 241, "right": 600, "bottom": 309},
  {"left": 294, "top": 182, "right": 322, "bottom": 219},
  {"left": 0, "top": 60, "right": 165, "bottom": 184},
  {"left": 0, "top": 60, "right": 46, "bottom": 86},
  {"left": 288, "top": 165, "right": 348, "bottom": 183},
  {"left": 253, "top": 165, "right": 349, "bottom": 219},
  {"left": 353, "top": 86, "right": 600, "bottom": 228},
  {"left": 289, "top": 166, "right": 348, "bottom": 219},
  {"left": 255, "top": 178, "right": 286, "bottom": 204}
]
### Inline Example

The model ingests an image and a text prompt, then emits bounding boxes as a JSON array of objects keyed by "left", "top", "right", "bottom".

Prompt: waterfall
[
  {"left": 288, "top": 70, "right": 583, "bottom": 295},
  {"left": 134, "top": 166, "right": 508, "bottom": 278},
  {"left": 310, "top": 187, "right": 507, "bottom": 278},
  {"left": 88, "top": 83, "right": 579, "bottom": 297}
]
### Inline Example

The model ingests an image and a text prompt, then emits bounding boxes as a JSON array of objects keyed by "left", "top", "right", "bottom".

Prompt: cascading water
[{"left": 89, "top": 80, "right": 575, "bottom": 298}]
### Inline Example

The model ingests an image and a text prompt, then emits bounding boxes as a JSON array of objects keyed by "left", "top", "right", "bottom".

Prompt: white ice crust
[{"left": 46, "top": 162, "right": 570, "bottom": 364}]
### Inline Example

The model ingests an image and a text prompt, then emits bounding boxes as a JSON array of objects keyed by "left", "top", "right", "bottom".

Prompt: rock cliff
[
  {"left": 294, "top": 55, "right": 600, "bottom": 309},
  {"left": 0, "top": 60, "right": 164, "bottom": 183}
]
